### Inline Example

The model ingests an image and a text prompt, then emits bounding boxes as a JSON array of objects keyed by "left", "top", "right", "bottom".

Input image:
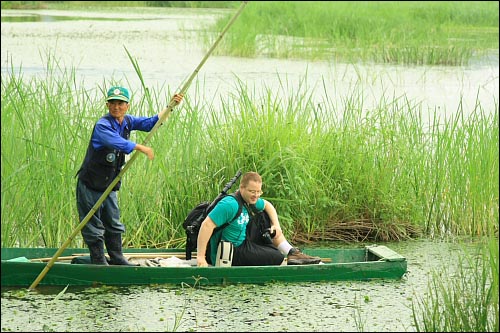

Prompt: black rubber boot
[
  {"left": 105, "top": 233, "right": 138, "bottom": 266},
  {"left": 88, "top": 240, "right": 109, "bottom": 265}
]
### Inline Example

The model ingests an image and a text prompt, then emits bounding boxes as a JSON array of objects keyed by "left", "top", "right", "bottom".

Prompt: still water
[
  {"left": 1, "top": 7, "right": 498, "bottom": 332},
  {"left": 1, "top": 7, "right": 498, "bottom": 121},
  {"left": 0, "top": 240, "right": 482, "bottom": 332}
]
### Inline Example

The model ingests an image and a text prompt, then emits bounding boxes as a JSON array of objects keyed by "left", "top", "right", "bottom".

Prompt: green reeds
[
  {"left": 412, "top": 237, "right": 499, "bottom": 332},
  {"left": 209, "top": 1, "right": 499, "bottom": 65},
  {"left": 1, "top": 58, "right": 498, "bottom": 247},
  {"left": 1, "top": 57, "right": 101, "bottom": 247}
]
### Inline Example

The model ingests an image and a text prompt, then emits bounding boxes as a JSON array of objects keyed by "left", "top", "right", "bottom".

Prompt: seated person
[{"left": 196, "top": 171, "right": 321, "bottom": 266}]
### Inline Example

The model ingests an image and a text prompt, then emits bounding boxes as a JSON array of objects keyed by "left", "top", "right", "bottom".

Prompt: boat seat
[{"left": 366, "top": 245, "right": 406, "bottom": 262}]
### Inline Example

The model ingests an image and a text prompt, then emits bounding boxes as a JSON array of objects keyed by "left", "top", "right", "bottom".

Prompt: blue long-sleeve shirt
[{"left": 92, "top": 113, "right": 159, "bottom": 153}]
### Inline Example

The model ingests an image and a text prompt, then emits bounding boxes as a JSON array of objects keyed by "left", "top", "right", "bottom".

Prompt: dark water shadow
[{"left": 1, "top": 14, "right": 150, "bottom": 23}]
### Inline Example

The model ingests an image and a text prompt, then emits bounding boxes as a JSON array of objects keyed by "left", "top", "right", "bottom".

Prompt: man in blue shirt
[
  {"left": 197, "top": 171, "right": 321, "bottom": 266},
  {"left": 76, "top": 86, "right": 183, "bottom": 265}
]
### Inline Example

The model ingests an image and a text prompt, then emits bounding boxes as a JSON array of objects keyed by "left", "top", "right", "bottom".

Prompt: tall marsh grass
[
  {"left": 1, "top": 59, "right": 498, "bottom": 248},
  {"left": 209, "top": 1, "right": 499, "bottom": 65},
  {"left": 412, "top": 237, "right": 499, "bottom": 332}
]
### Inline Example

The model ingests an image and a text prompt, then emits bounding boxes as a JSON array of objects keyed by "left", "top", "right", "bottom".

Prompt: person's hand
[
  {"left": 171, "top": 93, "right": 184, "bottom": 105},
  {"left": 135, "top": 144, "right": 154, "bottom": 160},
  {"left": 142, "top": 146, "right": 154, "bottom": 160},
  {"left": 197, "top": 255, "right": 208, "bottom": 267}
]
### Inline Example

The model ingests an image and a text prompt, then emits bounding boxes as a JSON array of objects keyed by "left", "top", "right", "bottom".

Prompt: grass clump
[
  {"left": 208, "top": 1, "right": 499, "bottom": 65},
  {"left": 412, "top": 237, "right": 499, "bottom": 332},
  {"left": 1, "top": 57, "right": 498, "bottom": 248}
]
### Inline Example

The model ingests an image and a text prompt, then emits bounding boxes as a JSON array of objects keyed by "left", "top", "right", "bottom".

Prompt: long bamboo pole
[{"left": 28, "top": 1, "right": 249, "bottom": 291}]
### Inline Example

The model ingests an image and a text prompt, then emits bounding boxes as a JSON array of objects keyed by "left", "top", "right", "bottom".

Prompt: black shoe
[{"left": 287, "top": 248, "right": 321, "bottom": 265}]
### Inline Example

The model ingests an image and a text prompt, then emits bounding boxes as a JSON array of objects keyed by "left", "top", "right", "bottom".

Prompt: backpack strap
[
  {"left": 239, "top": 194, "right": 270, "bottom": 243},
  {"left": 229, "top": 191, "right": 244, "bottom": 223},
  {"left": 207, "top": 192, "right": 244, "bottom": 265},
  {"left": 214, "top": 192, "right": 243, "bottom": 232}
]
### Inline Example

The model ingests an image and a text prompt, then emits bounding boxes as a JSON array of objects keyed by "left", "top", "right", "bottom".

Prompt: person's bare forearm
[
  {"left": 134, "top": 144, "right": 154, "bottom": 160},
  {"left": 197, "top": 218, "right": 216, "bottom": 267}
]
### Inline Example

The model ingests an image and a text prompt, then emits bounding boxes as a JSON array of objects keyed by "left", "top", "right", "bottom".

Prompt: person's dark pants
[
  {"left": 76, "top": 179, "right": 132, "bottom": 265},
  {"left": 232, "top": 214, "right": 284, "bottom": 266},
  {"left": 76, "top": 179, "right": 125, "bottom": 244},
  {"left": 232, "top": 240, "right": 284, "bottom": 266}
]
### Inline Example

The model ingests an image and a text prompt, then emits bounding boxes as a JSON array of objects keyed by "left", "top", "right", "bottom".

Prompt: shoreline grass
[
  {"left": 412, "top": 237, "right": 499, "bottom": 332},
  {"left": 208, "top": 1, "right": 499, "bottom": 65},
  {"left": 2, "top": 2, "right": 497, "bottom": 65},
  {"left": 1, "top": 58, "right": 498, "bottom": 249}
]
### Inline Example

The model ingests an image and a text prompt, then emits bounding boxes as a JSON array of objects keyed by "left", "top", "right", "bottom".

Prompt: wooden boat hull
[{"left": 1, "top": 245, "right": 407, "bottom": 287}]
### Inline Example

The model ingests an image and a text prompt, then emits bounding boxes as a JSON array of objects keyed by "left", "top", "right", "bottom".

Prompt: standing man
[
  {"left": 76, "top": 86, "right": 183, "bottom": 265},
  {"left": 197, "top": 171, "right": 321, "bottom": 266}
]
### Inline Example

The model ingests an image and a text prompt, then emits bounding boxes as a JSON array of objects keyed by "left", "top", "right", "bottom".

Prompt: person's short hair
[{"left": 240, "top": 172, "right": 262, "bottom": 188}]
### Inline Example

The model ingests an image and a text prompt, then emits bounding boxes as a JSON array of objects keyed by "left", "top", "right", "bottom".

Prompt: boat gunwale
[{"left": 1, "top": 246, "right": 407, "bottom": 287}]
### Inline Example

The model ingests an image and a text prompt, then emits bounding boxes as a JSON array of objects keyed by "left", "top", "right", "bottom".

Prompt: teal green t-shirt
[{"left": 207, "top": 195, "right": 265, "bottom": 264}]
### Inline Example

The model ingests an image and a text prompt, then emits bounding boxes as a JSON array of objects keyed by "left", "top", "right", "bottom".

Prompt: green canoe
[{"left": 1, "top": 245, "right": 407, "bottom": 287}]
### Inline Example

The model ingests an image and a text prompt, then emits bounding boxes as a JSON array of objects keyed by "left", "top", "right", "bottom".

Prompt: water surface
[{"left": 1, "top": 8, "right": 498, "bottom": 122}]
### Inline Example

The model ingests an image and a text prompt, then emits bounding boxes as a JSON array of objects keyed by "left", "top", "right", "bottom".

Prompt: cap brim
[{"left": 106, "top": 96, "right": 129, "bottom": 102}]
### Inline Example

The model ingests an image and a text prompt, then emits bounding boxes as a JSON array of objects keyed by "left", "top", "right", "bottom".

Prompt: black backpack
[{"left": 183, "top": 170, "right": 243, "bottom": 260}]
